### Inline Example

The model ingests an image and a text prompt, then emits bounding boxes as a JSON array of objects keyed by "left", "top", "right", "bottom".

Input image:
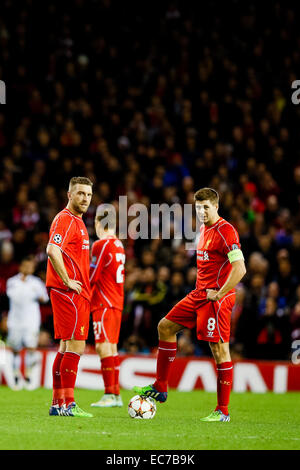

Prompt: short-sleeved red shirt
[
  {"left": 196, "top": 217, "right": 241, "bottom": 291},
  {"left": 90, "top": 235, "right": 125, "bottom": 311},
  {"left": 46, "top": 208, "right": 91, "bottom": 301}
]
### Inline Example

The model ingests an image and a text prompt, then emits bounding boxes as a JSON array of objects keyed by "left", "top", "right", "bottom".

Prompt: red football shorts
[
  {"left": 165, "top": 290, "right": 236, "bottom": 343},
  {"left": 50, "top": 288, "right": 90, "bottom": 341},
  {"left": 92, "top": 307, "right": 122, "bottom": 344}
]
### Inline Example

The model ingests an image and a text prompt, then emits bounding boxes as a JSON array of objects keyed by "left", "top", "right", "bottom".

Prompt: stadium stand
[{"left": 0, "top": 0, "right": 300, "bottom": 360}]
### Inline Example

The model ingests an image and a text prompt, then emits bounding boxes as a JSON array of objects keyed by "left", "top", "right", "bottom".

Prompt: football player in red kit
[
  {"left": 134, "top": 188, "right": 246, "bottom": 422},
  {"left": 46, "top": 177, "right": 93, "bottom": 418},
  {"left": 90, "top": 206, "right": 125, "bottom": 408}
]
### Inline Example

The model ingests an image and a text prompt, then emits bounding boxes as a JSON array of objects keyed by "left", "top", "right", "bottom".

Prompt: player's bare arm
[
  {"left": 46, "top": 244, "right": 82, "bottom": 294},
  {"left": 206, "top": 258, "right": 246, "bottom": 301}
]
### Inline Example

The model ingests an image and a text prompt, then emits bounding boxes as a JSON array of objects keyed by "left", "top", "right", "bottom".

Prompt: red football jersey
[
  {"left": 46, "top": 208, "right": 91, "bottom": 301},
  {"left": 196, "top": 217, "right": 242, "bottom": 291},
  {"left": 90, "top": 235, "right": 125, "bottom": 311}
]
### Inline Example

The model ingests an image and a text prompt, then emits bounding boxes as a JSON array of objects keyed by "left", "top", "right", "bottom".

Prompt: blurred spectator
[
  {"left": 1, "top": 0, "right": 300, "bottom": 359},
  {"left": 127, "top": 267, "right": 168, "bottom": 347},
  {"left": 0, "top": 241, "right": 19, "bottom": 303},
  {"left": 120, "top": 334, "right": 150, "bottom": 354},
  {"left": 255, "top": 297, "right": 290, "bottom": 360},
  {"left": 177, "top": 330, "right": 196, "bottom": 356}
]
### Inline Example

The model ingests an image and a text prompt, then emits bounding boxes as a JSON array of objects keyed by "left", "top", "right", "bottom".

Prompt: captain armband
[{"left": 227, "top": 249, "right": 244, "bottom": 263}]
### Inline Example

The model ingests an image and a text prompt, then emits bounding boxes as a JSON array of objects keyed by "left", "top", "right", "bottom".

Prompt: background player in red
[
  {"left": 90, "top": 205, "right": 125, "bottom": 408},
  {"left": 46, "top": 176, "right": 93, "bottom": 418},
  {"left": 134, "top": 187, "right": 246, "bottom": 422}
]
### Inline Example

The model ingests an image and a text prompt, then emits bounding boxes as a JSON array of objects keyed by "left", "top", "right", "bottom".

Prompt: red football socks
[
  {"left": 60, "top": 351, "right": 81, "bottom": 407},
  {"left": 51, "top": 351, "right": 64, "bottom": 407},
  {"left": 153, "top": 340, "right": 177, "bottom": 393},
  {"left": 113, "top": 354, "right": 120, "bottom": 395},
  {"left": 215, "top": 361, "right": 233, "bottom": 416},
  {"left": 101, "top": 356, "right": 115, "bottom": 394}
]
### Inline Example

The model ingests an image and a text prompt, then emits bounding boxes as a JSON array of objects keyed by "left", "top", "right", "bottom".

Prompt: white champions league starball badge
[{"left": 53, "top": 234, "right": 62, "bottom": 244}]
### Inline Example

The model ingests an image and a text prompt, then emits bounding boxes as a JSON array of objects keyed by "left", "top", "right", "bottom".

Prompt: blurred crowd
[{"left": 1, "top": 0, "right": 300, "bottom": 360}]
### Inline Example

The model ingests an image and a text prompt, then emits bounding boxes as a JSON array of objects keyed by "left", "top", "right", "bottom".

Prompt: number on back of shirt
[{"left": 116, "top": 253, "right": 125, "bottom": 283}]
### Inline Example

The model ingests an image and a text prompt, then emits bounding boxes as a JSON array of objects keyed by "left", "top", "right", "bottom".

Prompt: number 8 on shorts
[{"left": 207, "top": 317, "right": 216, "bottom": 331}]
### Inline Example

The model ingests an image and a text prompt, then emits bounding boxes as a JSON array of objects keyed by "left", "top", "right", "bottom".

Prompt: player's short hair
[
  {"left": 194, "top": 187, "right": 219, "bottom": 205},
  {"left": 68, "top": 176, "right": 93, "bottom": 191}
]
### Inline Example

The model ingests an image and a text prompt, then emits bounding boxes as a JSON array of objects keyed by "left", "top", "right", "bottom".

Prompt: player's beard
[{"left": 70, "top": 200, "right": 89, "bottom": 215}]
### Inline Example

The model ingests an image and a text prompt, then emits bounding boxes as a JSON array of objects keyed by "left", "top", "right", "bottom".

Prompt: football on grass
[{"left": 128, "top": 395, "right": 157, "bottom": 419}]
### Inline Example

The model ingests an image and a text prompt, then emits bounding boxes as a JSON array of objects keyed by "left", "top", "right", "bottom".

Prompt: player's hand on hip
[
  {"left": 66, "top": 279, "right": 82, "bottom": 294},
  {"left": 206, "top": 289, "right": 220, "bottom": 301}
]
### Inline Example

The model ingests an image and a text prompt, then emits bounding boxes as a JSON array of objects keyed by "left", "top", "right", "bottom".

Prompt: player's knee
[
  {"left": 96, "top": 341, "right": 112, "bottom": 358},
  {"left": 213, "top": 350, "right": 222, "bottom": 363},
  {"left": 95, "top": 342, "right": 109, "bottom": 357},
  {"left": 157, "top": 318, "right": 167, "bottom": 336},
  {"left": 210, "top": 342, "right": 230, "bottom": 363},
  {"left": 76, "top": 346, "right": 85, "bottom": 356},
  {"left": 66, "top": 339, "right": 86, "bottom": 355},
  {"left": 158, "top": 318, "right": 176, "bottom": 338}
]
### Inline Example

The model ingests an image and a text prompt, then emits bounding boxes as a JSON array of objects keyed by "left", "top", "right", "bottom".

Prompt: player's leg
[
  {"left": 153, "top": 318, "right": 183, "bottom": 392},
  {"left": 134, "top": 294, "right": 197, "bottom": 401},
  {"left": 110, "top": 308, "right": 123, "bottom": 405},
  {"left": 23, "top": 329, "right": 40, "bottom": 390},
  {"left": 111, "top": 343, "right": 123, "bottom": 406},
  {"left": 61, "top": 338, "right": 85, "bottom": 405},
  {"left": 23, "top": 347, "right": 38, "bottom": 390},
  {"left": 50, "top": 291, "right": 92, "bottom": 417},
  {"left": 60, "top": 338, "right": 93, "bottom": 417},
  {"left": 209, "top": 340, "right": 233, "bottom": 418},
  {"left": 198, "top": 295, "right": 235, "bottom": 422},
  {"left": 11, "top": 348, "right": 22, "bottom": 390},
  {"left": 98, "top": 341, "right": 115, "bottom": 396},
  {"left": 91, "top": 341, "right": 117, "bottom": 407},
  {"left": 7, "top": 328, "right": 23, "bottom": 390},
  {"left": 91, "top": 307, "right": 123, "bottom": 407},
  {"left": 200, "top": 341, "right": 232, "bottom": 422},
  {"left": 50, "top": 339, "right": 66, "bottom": 414},
  {"left": 49, "top": 289, "right": 68, "bottom": 414},
  {"left": 133, "top": 317, "right": 184, "bottom": 402}
]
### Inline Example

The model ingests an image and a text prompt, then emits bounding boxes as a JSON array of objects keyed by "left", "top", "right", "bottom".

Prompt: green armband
[{"left": 227, "top": 249, "right": 244, "bottom": 263}]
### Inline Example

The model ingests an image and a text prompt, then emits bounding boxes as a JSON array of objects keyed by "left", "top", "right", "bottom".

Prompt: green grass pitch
[{"left": 0, "top": 386, "right": 300, "bottom": 450}]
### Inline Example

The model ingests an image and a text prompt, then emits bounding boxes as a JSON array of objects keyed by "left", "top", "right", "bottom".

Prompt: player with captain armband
[
  {"left": 90, "top": 205, "right": 125, "bottom": 408},
  {"left": 134, "top": 187, "right": 246, "bottom": 422}
]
